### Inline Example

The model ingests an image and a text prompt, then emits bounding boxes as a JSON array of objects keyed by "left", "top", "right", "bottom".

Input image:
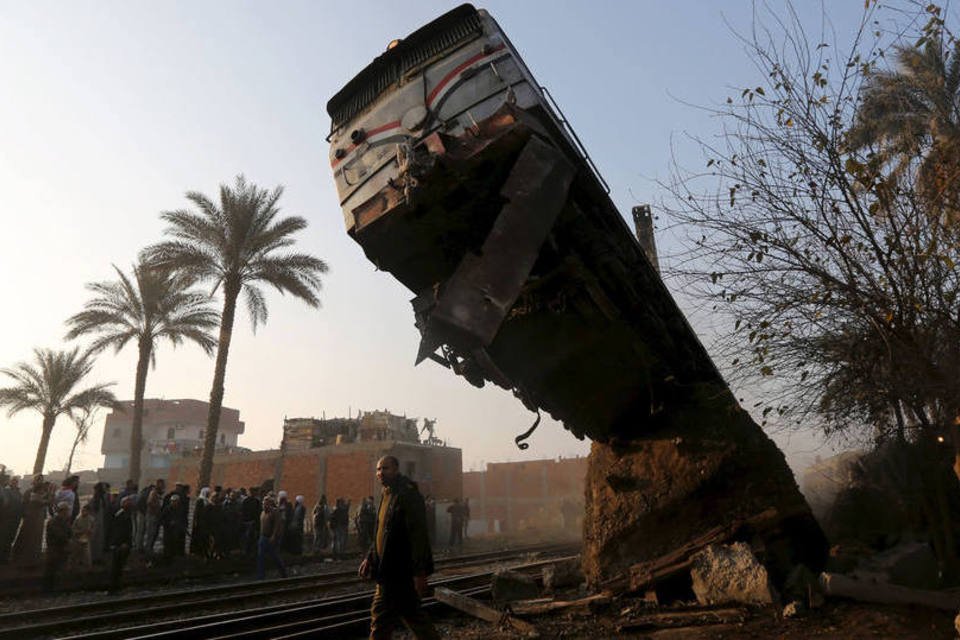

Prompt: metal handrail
[{"left": 539, "top": 85, "right": 610, "bottom": 194}]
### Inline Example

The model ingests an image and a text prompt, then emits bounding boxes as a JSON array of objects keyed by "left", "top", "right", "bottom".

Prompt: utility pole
[{"left": 631, "top": 204, "right": 659, "bottom": 272}]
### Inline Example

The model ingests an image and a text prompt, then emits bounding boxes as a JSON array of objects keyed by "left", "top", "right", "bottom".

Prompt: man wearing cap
[
  {"left": 359, "top": 455, "right": 437, "bottom": 640},
  {"left": 42, "top": 502, "right": 72, "bottom": 591}
]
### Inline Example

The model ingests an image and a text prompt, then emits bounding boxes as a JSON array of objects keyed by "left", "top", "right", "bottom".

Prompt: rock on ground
[
  {"left": 689, "top": 542, "right": 774, "bottom": 605},
  {"left": 543, "top": 558, "right": 583, "bottom": 592},
  {"left": 491, "top": 569, "right": 540, "bottom": 602}
]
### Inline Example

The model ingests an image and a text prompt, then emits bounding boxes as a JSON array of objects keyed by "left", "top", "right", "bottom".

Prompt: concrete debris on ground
[
  {"left": 491, "top": 569, "right": 541, "bottom": 603},
  {"left": 542, "top": 557, "right": 583, "bottom": 592},
  {"left": 689, "top": 542, "right": 775, "bottom": 606}
]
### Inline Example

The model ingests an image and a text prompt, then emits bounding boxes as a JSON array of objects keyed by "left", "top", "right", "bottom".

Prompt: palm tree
[
  {"left": 142, "top": 175, "right": 328, "bottom": 489},
  {"left": 65, "top": 262, "right": 219, "bottom": 485},
  {"left": 847, "top": 28, "right": 960, "bottom": 205},
  {"left": 0, "top": 348, "right": 117, "bottom": 474}
]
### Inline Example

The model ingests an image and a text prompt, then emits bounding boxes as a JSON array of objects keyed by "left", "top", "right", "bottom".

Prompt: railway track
[{"left": 0, "top": 543, "right": 577, "bottom": 640}]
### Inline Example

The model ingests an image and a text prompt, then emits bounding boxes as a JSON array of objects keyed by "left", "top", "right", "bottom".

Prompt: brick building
[
  {"left": 167, "top": 410, "right": 461, "bottom": 511},
  {"left": 99, "top": 399, "right": 245, "bottom": 486},
  {"left": 462, "top": 456, "right": 587, "bottom": 534}
]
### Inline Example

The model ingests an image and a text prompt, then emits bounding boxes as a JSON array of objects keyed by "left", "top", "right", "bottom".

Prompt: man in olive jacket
[{"left": 359, "top": 456, "right": 437, "bottom": 640}]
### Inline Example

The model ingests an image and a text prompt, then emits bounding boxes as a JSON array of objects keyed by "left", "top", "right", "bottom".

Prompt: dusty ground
[{"left": 425, "top": 599, "right": 956, "bottom": 639}]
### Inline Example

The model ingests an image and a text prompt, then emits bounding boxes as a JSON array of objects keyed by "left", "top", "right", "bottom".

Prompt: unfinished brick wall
[
  {"left": 166, "top": 442, "right": 462, "bottom": 511},
  {"left": 463, "top": 471, "right": 484, "bottom": 500},
  {"left": 167, "top": 451, "right": 277, "bottom": 492},
  {"left": 280, "top": 453, "right": 324, "bottom": 508},
  {"left": 466, "top": 457, "right": 587, "bottom": 533},
  {"left": 393, "top": 443, "right": 461, "bottom": 500},
  {"left": 325, "top": 450, "right": 378, "bottom": 504}
]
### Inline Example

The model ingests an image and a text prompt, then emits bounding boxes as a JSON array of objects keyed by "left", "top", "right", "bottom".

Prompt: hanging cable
[{"left": 514, "top": 410, "right": 541, "bottom": 450}]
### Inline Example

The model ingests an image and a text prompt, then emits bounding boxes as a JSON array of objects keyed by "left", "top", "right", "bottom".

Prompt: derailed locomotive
[{"left": 326, "top": 4, "right": 720, "bottom": 444}]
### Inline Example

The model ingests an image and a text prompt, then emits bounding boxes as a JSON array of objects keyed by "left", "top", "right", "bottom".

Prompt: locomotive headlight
[
  {"left": 402, "top": 106, "right": 428, "bottom": 132},
  {"left": 387, "top": 39, "right": 402, "bottom": 50}
]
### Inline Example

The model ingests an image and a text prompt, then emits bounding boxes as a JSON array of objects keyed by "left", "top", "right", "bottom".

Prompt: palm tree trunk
[
  {"left": 33, "top": 413, "right": 57, "bottom": 475},
  {"left": 129, "top": 337, "right": 152, "bottom": 487},
  {"left": 199, "top": 279, "right": 240, "bottom": 490}
]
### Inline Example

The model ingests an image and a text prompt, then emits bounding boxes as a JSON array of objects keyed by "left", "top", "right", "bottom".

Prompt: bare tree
[
  {"left": 661, "top": 1, "right": 960, "bottom": 569},
  {"left": 63, "top": 403, "right": 102, "bottom": 476},
  {"left": 665, "top": 3, "right": 960, "bottom": 440}
]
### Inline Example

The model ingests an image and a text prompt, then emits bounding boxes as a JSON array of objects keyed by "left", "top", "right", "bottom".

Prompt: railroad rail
[
  {"left": 0, "top": 543, "right": 576, "bottom": 639},
  {"left": 71, "top": 560, "right": 559, "bottom": 640}
]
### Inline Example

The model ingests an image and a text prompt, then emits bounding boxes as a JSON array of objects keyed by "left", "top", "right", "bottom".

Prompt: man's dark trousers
[{"left": 369, "top": 578, "right": 438, "bottom": 640}]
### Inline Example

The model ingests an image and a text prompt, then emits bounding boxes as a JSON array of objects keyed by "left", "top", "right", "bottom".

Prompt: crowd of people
[
  {"left": 0, "top": 470, "right": 474, "bottom": 590},
  {"left": 0, "top": 473, "right": 141, "bottom": 591}
]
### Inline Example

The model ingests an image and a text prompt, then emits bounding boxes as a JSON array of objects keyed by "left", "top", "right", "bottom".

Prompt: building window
[
  {"left": 199, "top": 429, "right": 205, "bottom": 441},
  {"left": 104, "top": 454, "right": 128, "bottom": 469},
  {"left": 220, "top": 433, "right": 225, "bottom": 445},
  {"left": 406, "top": 461, "right": 416, "bottom": 478},
  {"left": 167, "top": 427, "right": 175, "bottom": 440},
  {"left": 149, "top": 455, "right": 170, "bottom": 468},
  {"left": 113, "top": 428, "right": 121, "bottom": 438}
]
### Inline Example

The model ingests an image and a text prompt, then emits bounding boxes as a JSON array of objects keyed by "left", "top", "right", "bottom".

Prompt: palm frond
[
  {"left": 150, "top": 176, "right": 327, "bottom": 332},
  {"left": 244, "top": 285, "right": 268, "bottom": 332},
  {"left": 0, "top": 347, "right": 110, "bottom": 421}
]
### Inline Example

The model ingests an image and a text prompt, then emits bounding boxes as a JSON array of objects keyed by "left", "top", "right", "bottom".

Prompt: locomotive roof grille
[{"left": 327, "top": 4, "right": 482, "bottom": 130}]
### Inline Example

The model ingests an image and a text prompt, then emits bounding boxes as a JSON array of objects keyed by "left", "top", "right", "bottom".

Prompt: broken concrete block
[
  {"left": 492, "top": 569, "right": 541, "bottom": 602},
  {"left": 689, "top": 542, "right": 775, "bottom": 606},
  {"left": 543, "top": 558, "right": 584, "bottom": 592}
]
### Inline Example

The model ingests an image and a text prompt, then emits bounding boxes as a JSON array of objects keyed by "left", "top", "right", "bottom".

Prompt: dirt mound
[{"left": 582, "top": 384, "right": 826, "bottom": 589}]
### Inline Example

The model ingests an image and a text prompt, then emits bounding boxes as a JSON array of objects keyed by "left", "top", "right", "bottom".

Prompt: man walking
[{"left": 359, "top": 456, "right": 437, "bottom": 640}]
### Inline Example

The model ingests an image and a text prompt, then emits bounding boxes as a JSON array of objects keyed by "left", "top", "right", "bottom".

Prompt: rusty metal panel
[{"left": 425, "top": 136, "right": 574, "bottom": 351}]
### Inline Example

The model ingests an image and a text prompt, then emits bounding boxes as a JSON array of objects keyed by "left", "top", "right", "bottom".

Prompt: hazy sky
[{"left": 0, "top": 1, "right": 871, "bottom": 477}]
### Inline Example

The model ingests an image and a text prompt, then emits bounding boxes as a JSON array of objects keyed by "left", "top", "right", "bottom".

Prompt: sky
[{"left": 0, "top": 1, "right": 875, "bottom": 478}]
